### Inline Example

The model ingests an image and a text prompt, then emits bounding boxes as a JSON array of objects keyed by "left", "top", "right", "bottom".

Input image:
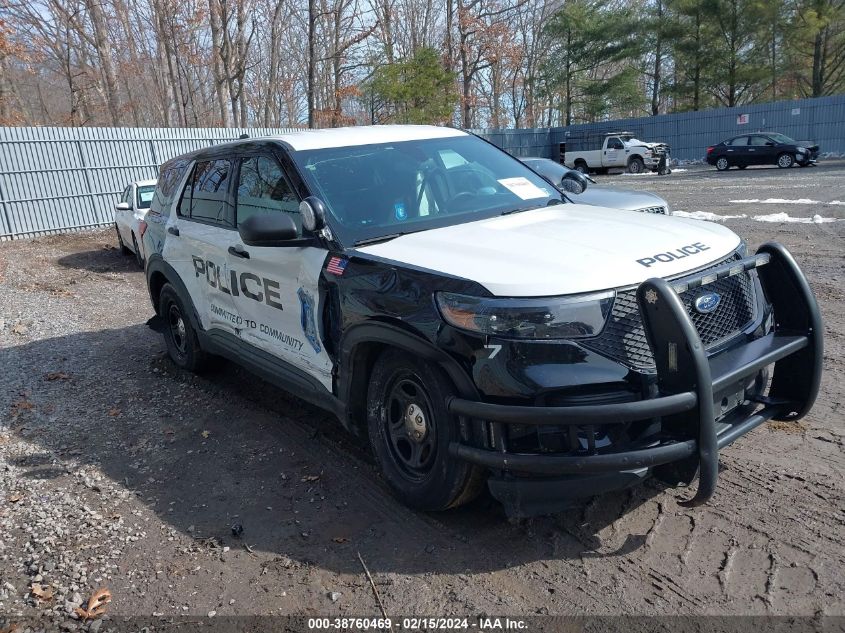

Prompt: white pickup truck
[{"left": 562, "top": 132, "right": 670, "bottom": 175}]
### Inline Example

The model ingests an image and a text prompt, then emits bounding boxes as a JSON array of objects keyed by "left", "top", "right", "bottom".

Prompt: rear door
[
  {"left": 166, "top": 158, "right": 241, "bottom": 336},
  {"left": 724, "top": 135, "right": 750, "bottom": 165},
  {"left": 226, "top": 150, "right": 334, "bottom": 389}
]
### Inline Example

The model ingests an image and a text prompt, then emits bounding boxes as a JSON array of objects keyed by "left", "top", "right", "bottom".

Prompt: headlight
[
  {"left": 797, "top": 147, "right": 807, "bottom": 154},
  {"left": 435, "top": 291, "right": 615, "bottom": 339}
]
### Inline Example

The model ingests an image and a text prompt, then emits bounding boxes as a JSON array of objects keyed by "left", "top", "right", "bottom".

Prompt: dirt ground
[{"left": 0, "top": 161, "right": 843, "bottom": 629}]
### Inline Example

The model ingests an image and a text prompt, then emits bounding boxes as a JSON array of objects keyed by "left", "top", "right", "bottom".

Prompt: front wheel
[
  {"left": 627, "top": 157, "right": 645, "bottom": 174},
  {"left": 777, "top": 153, "right": 795, "bottom": 168},
  {"left": 366, "top": 350, "right": 484, "bottom": 511},
  {"left": 115, "top": 224, "right": 130, "bottom": 255},
  {"left": 715, "top": 157, "right": 730, "bottom": 171},
  {"left": 131, "top": 234, "right": 144, "bottom": 269}
]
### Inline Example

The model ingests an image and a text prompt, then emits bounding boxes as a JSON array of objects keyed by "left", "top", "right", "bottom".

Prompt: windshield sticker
[
  {"left": 139, "top": 190, "right": 155, "bottom": 203},
  {"left": 498, "top": 177, "right": 548, "bottom": 200},
  {"left": 394, "top": 202, "right": 407, "bottom": 221},
  {"left": 297, "top": 287, "right": 321, "bottom": 353}
]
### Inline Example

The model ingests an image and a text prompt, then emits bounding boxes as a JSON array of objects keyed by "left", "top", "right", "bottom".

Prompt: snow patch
[
  {"left": 730, "top": 198, "right": 821, "bottom": 204},
  {"left": 752, "top": 213, "right": 838, "bottom": 224},
  {"left": 673, "top": 210, "right": 747, "bottom": 221}
]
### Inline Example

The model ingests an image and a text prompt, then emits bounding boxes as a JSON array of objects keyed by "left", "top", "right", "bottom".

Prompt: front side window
[
  {"left": 607, "top": 138, "right": 624, "bottom": 149},
  {"left": 290, "top": 135, "right": 560, "bottom": 246},
  {"left": 236, "top": 156, "right": 300, "bottom": 232},
  {"left": 177, "top": 159, "right": 234, "bottom": 227},
  {"left": 748, "top": 135, "right": 771, "bottom": 146}
]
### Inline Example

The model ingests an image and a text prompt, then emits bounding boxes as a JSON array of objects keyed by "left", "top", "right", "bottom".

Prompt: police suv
[{"left": 142, "top": 125, "right": 822, "bottom": 517}]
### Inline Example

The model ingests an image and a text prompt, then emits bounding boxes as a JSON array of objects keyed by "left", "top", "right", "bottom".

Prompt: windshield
[
  {"left": 290, "top": 135, "right": 562, "bottom": 245},
  {"left": 768, "top": 133, "right": 797, "bottom": 145},
  {"left": 136, "top": 184, "right": 156, "bottom": 209}
]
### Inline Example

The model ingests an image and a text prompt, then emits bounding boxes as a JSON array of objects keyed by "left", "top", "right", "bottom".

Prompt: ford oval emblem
[{"left": 694, "top": 291, "right": 721, "bottom": 314}]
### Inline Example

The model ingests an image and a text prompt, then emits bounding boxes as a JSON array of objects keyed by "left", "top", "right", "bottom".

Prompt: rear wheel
[
  {"left": 777, "top": 153, "right": 795, "bottom": 168},
  {"left": 159, "top": 284, "right": 207, "bottom": 373},
  {"left": 366, "top": 349, "right": 484, "bottom": 511},
  {"left": 627, "top": 157, "right": 645, "bottom": 174},
  {"left": 574, "top": 160, "right": 589, "bottom": 174},
  {"left": 715, "top": 157, "right": 730, "bottom": 171}
]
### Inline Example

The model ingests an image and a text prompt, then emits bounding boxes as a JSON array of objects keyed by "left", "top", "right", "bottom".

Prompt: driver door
[{"left": 226, "top": 151, "right": 334, "bottom": 389}]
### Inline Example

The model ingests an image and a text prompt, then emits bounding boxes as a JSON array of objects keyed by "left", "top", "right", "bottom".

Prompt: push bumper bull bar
[{"left": 446, "top": 242, "right": 823, "bottom": 506}]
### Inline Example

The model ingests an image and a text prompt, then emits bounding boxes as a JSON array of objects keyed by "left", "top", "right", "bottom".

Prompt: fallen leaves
[
  {"left": 107, "top": 408, "right": 121, "bottom": 417},
  {"left": 0, "top": 623, "right": 19, "bottom": 633},
  {"left": 45, "top": 371, "right": 70, "bottom": 381},
  {"left": 74, "top": 587, "right": 112, "bottom": 621},
  {"left": 30, "top": 583, "right": 54, "bottom": 603},
  {"left": 6, "top": 492, "right": 23, "bottom": 503},
  {"left": 332, "top": 537, "right": 349, "bottom": 544},
  {"left": 10, "top": 397, "right": 34, "bottom": 417},
  {"left": 200, "top": 430, "right": 210, "bottom": 439},
  {"left": 10, "top": 322, "right": 28, "bottom": 335},
  {"left": 300, "top": 474, "right": 320, "bottom": 483}
]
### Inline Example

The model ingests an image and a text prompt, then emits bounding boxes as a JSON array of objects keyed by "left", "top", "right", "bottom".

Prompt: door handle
[
  {"left": 167, "top": 226, "right": 179, "bottom": 236},
  {"left": 228, "top": 245, "right": 250, "bottom": 259}
]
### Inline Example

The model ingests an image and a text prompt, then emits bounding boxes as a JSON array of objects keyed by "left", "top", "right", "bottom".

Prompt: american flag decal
[{"left": 326, "top": 256, "right": 349, "bottom": 276}]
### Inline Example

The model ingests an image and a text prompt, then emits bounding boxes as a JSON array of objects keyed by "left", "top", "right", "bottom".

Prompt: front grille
[
  {"left": 582, "top": 255, "right": 757, "bottom": 371},
  {"left": 635, "top": 205, "right": 667, "bottom": 215}
]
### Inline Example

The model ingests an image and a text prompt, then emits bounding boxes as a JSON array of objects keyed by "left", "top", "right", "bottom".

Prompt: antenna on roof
[{"left": 239, "top": 133, "right": 250, "bottom": 139}]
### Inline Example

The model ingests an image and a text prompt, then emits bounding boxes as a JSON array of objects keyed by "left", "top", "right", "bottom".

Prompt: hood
[
  {"left": 573, "top": 187, "right": 666, "bottom": 212},
  {"left": 355, "top": 204, "right": 740, "bottom": 297}
]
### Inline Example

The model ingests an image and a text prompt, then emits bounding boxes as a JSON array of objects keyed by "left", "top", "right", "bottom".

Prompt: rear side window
[
  {"left": 236, "top": 156, "right": 301, "bottom": 232},
  {"left": 178, "top": 159, "right": 235, "bottom": 227},
  {"left": 728, "top": 136, "right": 748, "bottom": 146}
]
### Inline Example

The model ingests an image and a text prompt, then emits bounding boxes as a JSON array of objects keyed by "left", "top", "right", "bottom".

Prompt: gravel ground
[{"left": 0, "top": 161, "right": 843, "bottom": 630}]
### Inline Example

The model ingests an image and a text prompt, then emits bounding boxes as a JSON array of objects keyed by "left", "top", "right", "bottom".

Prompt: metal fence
[
  {"left": 0, "top": 126, "right": 298, "bottom": 240},
  {"left": 1, "top": 94, "right": 843, "bottom": 239},
  {"left": 476, "top": 94, "right": 845, "bottom": 162}
]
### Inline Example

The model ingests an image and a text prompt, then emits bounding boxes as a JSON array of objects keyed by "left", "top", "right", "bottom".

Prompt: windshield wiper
[
  {"left": 500, "top": 200, "right": 563, "bottom": 215},
  {"left": 353, "top": 232, "right": 408, "bottom": 246}
]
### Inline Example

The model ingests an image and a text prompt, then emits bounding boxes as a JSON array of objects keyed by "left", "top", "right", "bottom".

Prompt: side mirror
[
  {"left": 560, "top": 170, "right": 590, "bottom": 194},
  {"left": 115, "top": 202, "right": 131, "bottom": 211},
  {"left": 238, "top": 213, "right": 298, "bottom": 247},
  {"left": 299, "top": 196, "right": 327, "bottom": 232},
  {"left": 765, "top": 141, "right": 775, "bottom": 146}
]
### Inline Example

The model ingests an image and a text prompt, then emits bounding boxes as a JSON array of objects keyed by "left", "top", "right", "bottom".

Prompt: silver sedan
[{"left": 520, "top": 157, "right": 670, "bottom": 215}]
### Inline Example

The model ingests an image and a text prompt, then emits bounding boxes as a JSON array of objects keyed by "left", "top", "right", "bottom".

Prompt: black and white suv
[{"left": 142, "top": 125, "right": 822, "bottom": 517}]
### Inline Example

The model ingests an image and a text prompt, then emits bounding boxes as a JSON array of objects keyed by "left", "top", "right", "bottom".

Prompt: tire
[
  {"left": 366, "top": 349, "right": 484, "bottom": 511},
  {"left": 777, "top": 153, "right": 795, "bottom": 168},
  {"left": 131, "top": 234, "right": 144, "bottom": 269},
  {"left": 627, "top": 157, "right": 645, "bottom": 174},
  {"left": 159, "top": 283, "right": 208, "bottom": 373},
  {"left": 715, "top": 157, "right": 730, "bottom": 171},
  {"left": 574, "top": 161, "right": 589, "bottom": 174},
  {"left": 738, "top": 165, "right": 748, "bottom": 170},
  {"left": 115, "top": 224, "right": 130, "bottom": 255}
]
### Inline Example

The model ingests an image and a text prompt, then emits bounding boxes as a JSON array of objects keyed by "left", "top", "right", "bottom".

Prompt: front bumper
[{"left": 446, "top": 243, "right": 823, "bottom": 515}]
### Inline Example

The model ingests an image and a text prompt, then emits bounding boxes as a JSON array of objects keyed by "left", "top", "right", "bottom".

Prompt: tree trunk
[{"left": 84, "top": 0, "right": 122, "bottom": 125}]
